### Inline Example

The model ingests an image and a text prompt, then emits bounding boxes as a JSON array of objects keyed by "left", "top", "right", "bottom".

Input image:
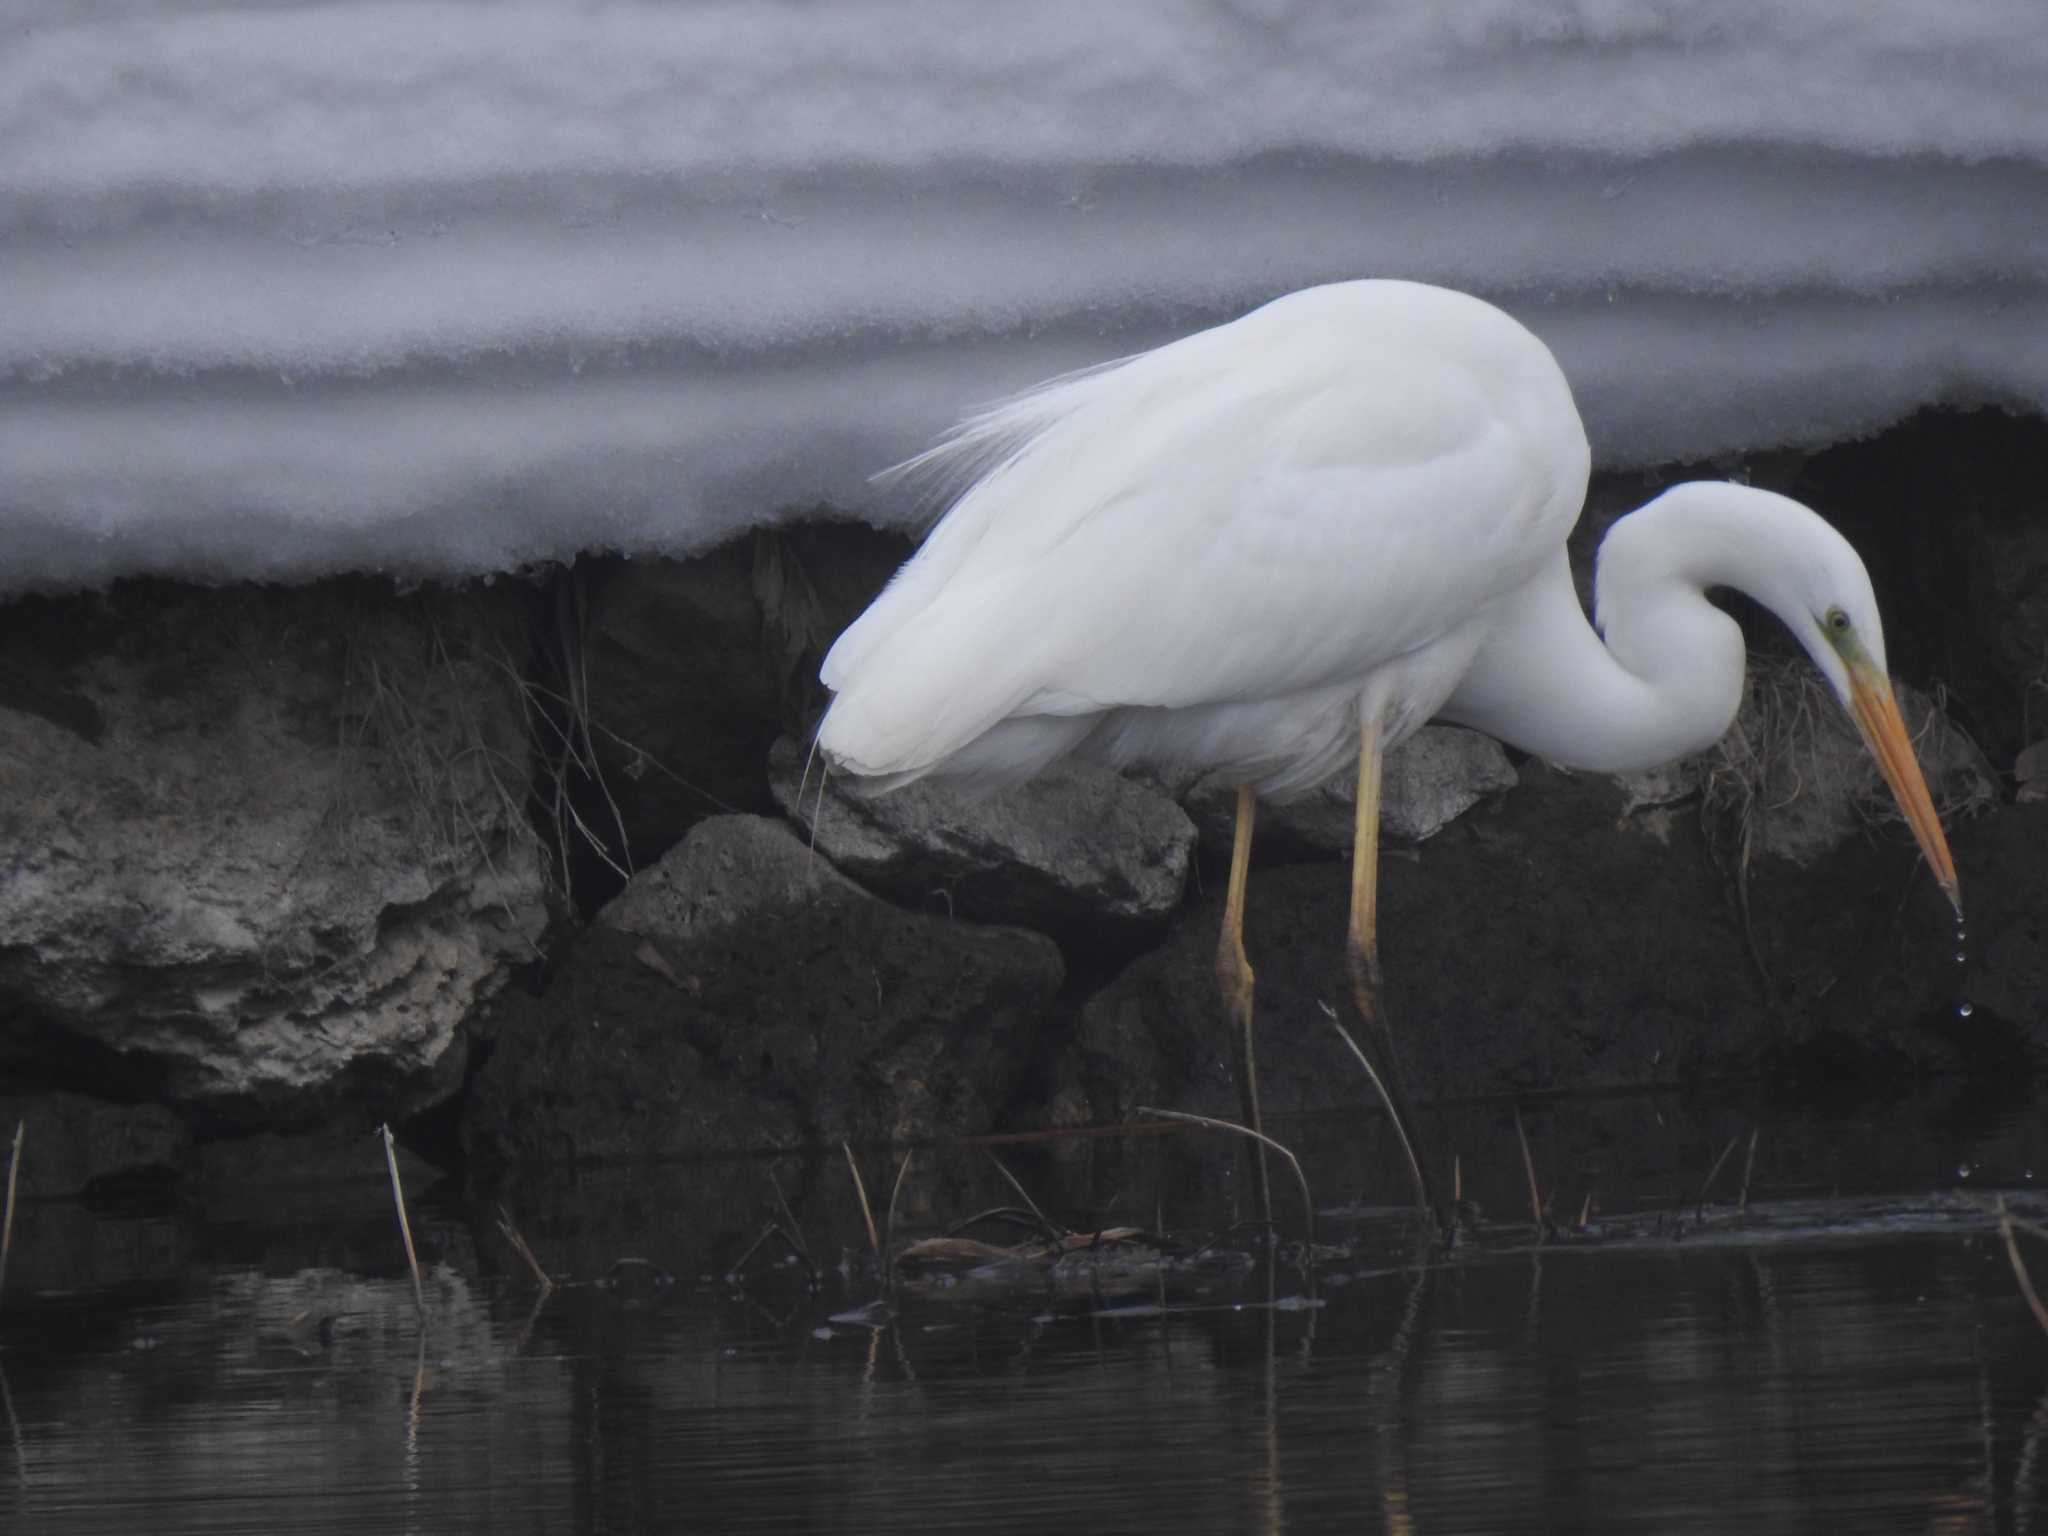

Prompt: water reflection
[{"left": 0, "top": 1091, "right": 2045, "bottom": 1534}]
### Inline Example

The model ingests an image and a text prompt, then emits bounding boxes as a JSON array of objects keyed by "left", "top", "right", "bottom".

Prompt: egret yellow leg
[
  {"left": 1215, "top": 784, "right": 1274, "bottom": 1224},
  {"left": 1344, "top": 719, "right": 1438, "bottom": 1220}
]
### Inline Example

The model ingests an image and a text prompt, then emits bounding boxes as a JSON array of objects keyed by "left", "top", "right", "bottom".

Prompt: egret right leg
[
  {"left": 1216, "top": 784, "right": 1274, "bottom": 1222},
  {"left": 1345, "top": 719, "right": 1438, "bottom": 1220}
]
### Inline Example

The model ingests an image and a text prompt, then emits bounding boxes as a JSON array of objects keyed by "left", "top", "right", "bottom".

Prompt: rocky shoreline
[{"left": 2, "top": 409, "right": 2044, "bottom": 1198}]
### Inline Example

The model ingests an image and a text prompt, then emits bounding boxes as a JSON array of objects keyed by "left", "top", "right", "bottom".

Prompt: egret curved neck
[{"left": 1440, "top": 551, "right": 1746, "bottom": 774}]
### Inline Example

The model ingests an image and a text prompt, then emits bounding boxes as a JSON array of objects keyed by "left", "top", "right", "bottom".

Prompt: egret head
[{"left": 1734, "top": 487, "right": 1962, "bottom": 916}]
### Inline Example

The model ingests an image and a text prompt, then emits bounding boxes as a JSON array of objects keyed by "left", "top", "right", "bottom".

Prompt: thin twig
[
  {"left": 985, "top": 1153, "right": 1062, "bottom": 1236},
  {"left": 1737, "top": 1128, "right": 1761, "bottom": 1213},
  {"left": 1512, "top": 1104, "right": 1545, "bottom": 1237},
  {"left": 1136, "top": 1106, "right": 1315, "bottom": 1247},
  {"left": 727, "top": 1221, "right": 817, "bottom": 1285},
  {"left": 1696, "top": 1133, "right": 1742, "bottom": 1217},
  {"left": 381, "top": 1124, "right": 426, "bottom": 1319},
  {"left": 843, "top": 1141, "right": 881, "bottom": 1260},
  {"left": 1321, "top": 1007, "right": 1431, "bottom": 1219},
  {"left": 767, "top": 1169, "right": 811, "bottom": 1264},
  {"left": 495, "top": 1204, "right": 554, "bottom": 1294},
  {"left": 0, "top": 1121, "right": 22, "bottom": 1311},
  {"left": 944, "top": 1206, "right": 1066, "bottom": 1246}
]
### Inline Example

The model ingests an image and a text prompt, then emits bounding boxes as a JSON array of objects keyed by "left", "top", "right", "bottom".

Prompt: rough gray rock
[
  {"left": 2011, "top": 740, "right": 2046, "bottom": 804},
  {"left": 0, "top": 586, "right": 547, "bottom": 1116},
  {"left": 1186, "top": 724, "right": 1518, "bottom": 858},
  {"left": 767, "top": 736, "right": 1195, "bottom": 946},
  {"left": 467, "top": 814, "right": 1064, "bottom": 1163}
]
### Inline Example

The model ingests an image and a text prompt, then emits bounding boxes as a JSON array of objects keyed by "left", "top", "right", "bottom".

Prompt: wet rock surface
[
  {"left": 766, "top": 735, "right": 1196, "bottom": 948},
  {"left": 1056, "top": 761, "right": 2038, "bottom": 1126},
  {"left": 464, "top": 816, "right": 1064, "bottom": 1165},
  {"left": 0, "top": 411, "right": 2041, "bottom": 1173},
  {"left": 0, "top": 1091, "right": 189, "bottom": 1199},
  {"left": 0, "top": 583, "right": 547, "bottom": 1118},
  {"left": 1184, "top": 724, "right": 1519, "bottom": 857}
]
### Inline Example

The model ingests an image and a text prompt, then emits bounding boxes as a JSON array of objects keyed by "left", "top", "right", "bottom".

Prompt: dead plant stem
[{"left": 381, "top": 1124, "right": 427, "bottom": 1319}]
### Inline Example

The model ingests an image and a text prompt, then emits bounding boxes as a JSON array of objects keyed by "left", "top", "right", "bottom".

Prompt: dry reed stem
[
  {"left": 381, "top": 1124, "right": 426, "bottom": 1318},
  {"left": 0, "top": 1120, "right": 22, "bottom": 1310},
  {"left": 2004, "top": 1210, "right": 2048, "bottom": 1247},
  {"left": 882, "top": 1150, "right": 914, "bottom": 1264},
  {"left": 1136, "top": 1105, "right": 1316, "bottom": 1247},
  {"left": 843, "top": 1142, "right": 882, "bottom": 1260},
  {"left": 2000, "top": 1198, "right": 2048, "bottom": 1337}
]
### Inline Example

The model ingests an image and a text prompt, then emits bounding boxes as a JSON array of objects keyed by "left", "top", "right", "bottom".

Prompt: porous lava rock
[{"left": 0, "top": 583, "right": 547, "bottom": 1117}]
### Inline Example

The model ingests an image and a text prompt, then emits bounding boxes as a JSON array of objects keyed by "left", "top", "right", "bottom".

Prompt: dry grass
[
  {"left": 1702, "top": 652, "right": 1996, "bottom": 845},
  {"left": 1696, "top": 653, "right": 1995, "bottom": 979},
  {"left": 332, "top": 592, "right": 546, "bottom": 926}
]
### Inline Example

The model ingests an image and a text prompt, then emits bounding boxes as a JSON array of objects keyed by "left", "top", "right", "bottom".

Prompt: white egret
[{"left": 815, "top": 279, "right": 1961, "bottom": 1214}]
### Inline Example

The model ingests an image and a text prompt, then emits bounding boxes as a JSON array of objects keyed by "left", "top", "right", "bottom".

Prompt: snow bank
[{"left": 3, "top": 1, "right": 2045, "bottom": 592}]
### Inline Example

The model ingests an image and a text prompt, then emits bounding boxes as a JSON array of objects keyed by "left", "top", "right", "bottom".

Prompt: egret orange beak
[{"left": 1845, "top": 660, "right": 1961, "bottom": 915}]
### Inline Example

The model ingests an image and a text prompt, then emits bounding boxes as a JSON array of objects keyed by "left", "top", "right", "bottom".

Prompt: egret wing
[{"left": 819, "top": 281, "right": 1587, "bottom": 779}]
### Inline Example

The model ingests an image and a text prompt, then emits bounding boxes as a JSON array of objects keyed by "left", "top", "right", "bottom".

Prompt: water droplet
[
  {"left": 1958, "top": 1001, "right": 1975, "bottom": 1018},
  {"left": 1958, "top": 1163, "right": 1973, "bottom": 1179},
  {"left": 1954, "top": 951, "right": 1967, "bottom": 964}
]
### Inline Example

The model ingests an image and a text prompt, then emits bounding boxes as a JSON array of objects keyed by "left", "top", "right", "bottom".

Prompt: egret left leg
[
  {"left": 1345, "top": 718, "right": 1437, "bottom": 1220},
  {"left": 1216, "top": 784, "right": 1274, "bottom": 1224}
]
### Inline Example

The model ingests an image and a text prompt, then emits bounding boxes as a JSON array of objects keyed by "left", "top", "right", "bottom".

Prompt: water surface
[{"left": 3, "top": 1089, "right": 2046, "bottom": 1534}]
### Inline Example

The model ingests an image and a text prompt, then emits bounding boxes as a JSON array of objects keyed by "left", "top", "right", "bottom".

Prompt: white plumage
[
  {"left": 821, "top": 281, "right": 1581, "bottom": 796},
  {"left": 816, "top": 277, "right": 1956, "bottom": 917},
  {"left": 814, "top": 277, "right": 1958, "bottom": 1217}
]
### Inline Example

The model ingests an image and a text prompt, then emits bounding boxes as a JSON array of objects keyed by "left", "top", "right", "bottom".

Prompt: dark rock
[
  {"left": 192, "top": 1124, "right": 442, "bottom": 1207},
  {"left": 0, "top": 1091, "right": 190, "bottom": 1199},
  {"left": 1056, "top": 762, "right": 2039, "bottom": 1125},
  {"left": 1790, "top": 408, "right": 2048, "bottom": 768},
  {"left": 767, "top": 735, "right": 1194, "bottom": 948},
  {"left": 561, "top": 524, "right": 912, "bottom": 899},
  {"left": 2018, "top": 740, "right": 2048, "bottom": 804},
  {"left": 0, "top": 581, "right": 548, "bottom": 1118},
  {"left": 465, "top": 815, "right": 1064, "bottom": 1164}
]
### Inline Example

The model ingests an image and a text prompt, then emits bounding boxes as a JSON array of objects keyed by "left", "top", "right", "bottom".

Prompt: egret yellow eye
[{"left": 1825, "top": 607, "right": 1852, "bottom": 636}]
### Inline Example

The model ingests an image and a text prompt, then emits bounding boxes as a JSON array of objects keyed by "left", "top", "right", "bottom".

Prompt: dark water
[{"left": 4, "top": 1090, "right": 2048, "bottom": 1535}]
